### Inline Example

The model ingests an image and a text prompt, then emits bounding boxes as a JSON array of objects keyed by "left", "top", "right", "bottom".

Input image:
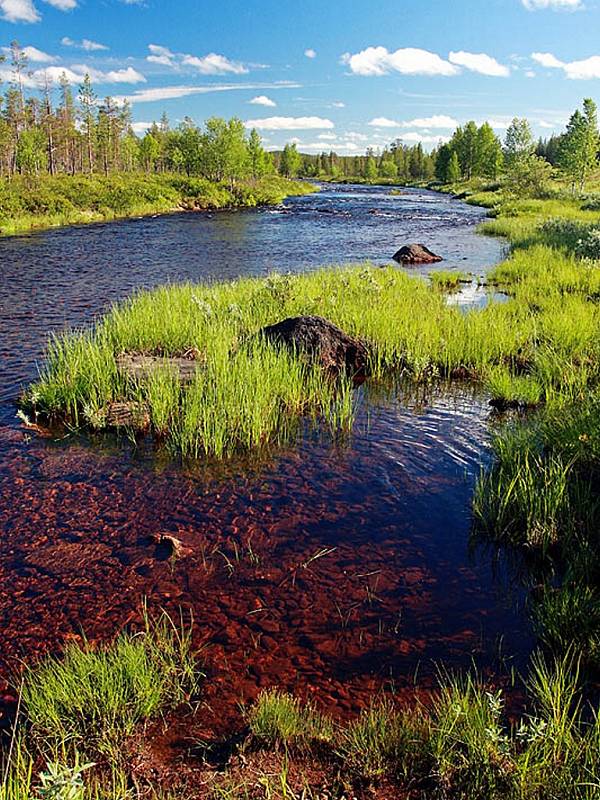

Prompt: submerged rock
[
  {"left": 392, "top": 243, "right": 443, "bottom": 265},
  {"left": 259, "top": 315, "right": 370, "bottom": 380},
  {"left": 150, "top": 533, "right": 192, "bottom": 559}
]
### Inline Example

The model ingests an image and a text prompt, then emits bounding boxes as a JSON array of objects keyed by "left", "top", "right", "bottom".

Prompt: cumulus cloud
[
  {"left": 532, "top": 51, "right": 564, "bottom": 68},
  {"left": 522, "top": 0, "right": 582, "bottom": 9},
  {"left": 369, "top": 114, "right": 459, "bottom": 129},
  {"left": 146, "top": 43, "right": 174, "bottom": 66},
  {"left": 332, "top": 101, "right": 345, "bottom": 108},
  {"left": 145, "top": 45, "right": 248, "bottom": 75},
  {"left": 61, "top": 36, "right": 108, "bottom": 51},
  {"left": 181, "top": 52, "right": 248, "bottom": 75},
  {"left": 317, "top": 133, "right": 337, "bottom": 140},
  {"left": 131, "top": 121, "right": 152, "bottom": 134},
  {"left": 0, "top": 0, "right": 40, "bottom": 22},
  {"left": 249, "top": 95, "right": 276, "bottom": 106},
  {"left": 2, "top": 44, "right": 57, "bottom": 61},
  {"left": 304, "top": 48, "right": 316, "bottom": 59},
  {"left": 342, "top": 46, "right": 459, "bottom": 76},
  {"left": 400, "top": 132, "right": 451, "bottom": 144},
  {"left": 532, "top": 51, "right": 600, "bottom": 79},
  {"left": 244, "top": 116, "right": 334, "bottom": 130},
  {"left": 0, "top": 63, "right": 147, "bottom": 87},
  {"left": 448, "top": 50, "right": 510, "bottom": 77}
]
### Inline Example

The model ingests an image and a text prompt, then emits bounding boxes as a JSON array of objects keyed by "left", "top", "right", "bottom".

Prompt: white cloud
[
  {"left": 304, "top": 48, "right": 316, "bottom": 59},
  {"left": 115, "top": 81, "right": 301, "bottom": 105},
  {"left": 61, "top": 36, "right": 108, "bottom": 51},
  {"left": 182, "top": 52, "right": 248, "bottom": 75},
  {"left": 532, "top": 51, "right": 600, "bottom": 79},
  {"left": 44, "top": 0, "right": 76, "bottom": 9},
  {"left": 2, "top": 45, "right": 57, "bottom": 62},
  {"left": 448, "top": 50, "right": 510, "bottom": 77},
  {"left": 249, "top": 95, "right": 276, "bottom": 106},
  {"left": 244, "top": 116, "right": 334, "bottom": 130},
  {"left": 525, "top": 69, "right": 536, "bottom": 77},
  {"left": 131, "top": 121, "right": 152, "bottom": 134},
  {"left": 522, "top": 0, "right": 582, "bottom": 9},
  {"left": 332, "top": 101, "right": 345, "bottom": 108},
  {"left": 318, "top": 133, "right": 337, "bottom": 140},
  {"left": 486, "top": 118, "right": 512, "bottom": 129},
  {"left": 0, "top": 0, "right": 40, "bottom": 22},
  {"left": 532, "top": 51, "right": 564, "bottom": 68},
  {"left": 400, "top": 131, "right": 451, "bottom": 144},
  {"left": 368, "top": 117, "right": 401, "bottom": 128},
  {"left": 342, "top": 46, "right": 459, "bottom": 77},
  {"left": 346, "top": 131, "right": 369, "bottom": 141},
  {"left": 19, "top": 64, "right": 147, "bottom": 86},
  {"left": 146, "top": 43, "right": 174, "bottom": 66},
  {"left": 369, "top": 114, "right": 458, "bottom": 129}
]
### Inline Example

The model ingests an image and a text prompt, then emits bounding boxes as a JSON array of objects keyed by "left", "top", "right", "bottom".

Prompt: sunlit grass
[{"left": 21, "top": 608, "right": 202, "bottom": 758}]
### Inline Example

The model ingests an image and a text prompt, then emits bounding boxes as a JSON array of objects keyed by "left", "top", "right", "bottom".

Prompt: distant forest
[{"left": 0, "top": 41, "right": 594, "bottom": 188}]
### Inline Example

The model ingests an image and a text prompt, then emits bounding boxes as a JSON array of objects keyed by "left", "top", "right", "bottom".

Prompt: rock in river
[
  {"left": 259, "top": 315, "right": 370, "bottom": 380},
  {"left": 392, "top": 243, "right": 443, "bottom": 265}
]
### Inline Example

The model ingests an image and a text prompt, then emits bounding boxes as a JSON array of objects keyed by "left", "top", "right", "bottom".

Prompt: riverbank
[
  {"left": 0, "top": 608, "right": 597, "bottom": 800},
  {"left": 0, "top": 174, "right": 316, "bottom": 237}
]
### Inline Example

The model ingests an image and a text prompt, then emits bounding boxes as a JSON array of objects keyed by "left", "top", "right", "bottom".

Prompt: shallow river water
[{"left": 0, "top": 185, "right": 529, "bottom": 728}]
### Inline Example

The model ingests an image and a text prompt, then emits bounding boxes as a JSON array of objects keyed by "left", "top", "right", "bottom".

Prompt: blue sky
[{"left": 1, "top": 0, "right": 600, "bottom": 153}]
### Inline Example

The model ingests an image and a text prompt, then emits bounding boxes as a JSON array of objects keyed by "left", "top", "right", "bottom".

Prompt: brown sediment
[{"left": 0, "top": 393, "right": 528, "bottom": 741}]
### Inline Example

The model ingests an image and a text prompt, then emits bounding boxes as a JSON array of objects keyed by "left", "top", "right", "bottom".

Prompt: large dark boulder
[
  {"left": 259, "top": 315, "right": 370, "bottom": 380},
  {"left": 392, "top": 243, "right": 443, "bottom": 265}
]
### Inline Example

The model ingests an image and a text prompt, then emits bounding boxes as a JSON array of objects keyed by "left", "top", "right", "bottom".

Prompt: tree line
[
  {"left": 434, "top": 99, "right": 599, "bottom": 193},
  {"left": 1, "top": 39, "right": 598, "bottom": 191},
  {"left": 0, "top": 41, "right": 275, "bottom": 183}
]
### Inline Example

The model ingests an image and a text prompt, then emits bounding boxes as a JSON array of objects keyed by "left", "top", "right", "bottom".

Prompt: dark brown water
[{"left": 0, "top": 185, "right": 527, "bottom": 726}]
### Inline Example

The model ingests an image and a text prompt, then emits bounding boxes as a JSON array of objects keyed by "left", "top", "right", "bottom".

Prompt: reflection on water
[{"left": 0, "top": 185, "right": 528, "bottom": 724}]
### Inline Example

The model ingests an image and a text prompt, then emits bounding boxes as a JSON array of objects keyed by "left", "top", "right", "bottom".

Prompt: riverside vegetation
[{"left": 7, "top": 96, "right": 600, "bottom": 796}]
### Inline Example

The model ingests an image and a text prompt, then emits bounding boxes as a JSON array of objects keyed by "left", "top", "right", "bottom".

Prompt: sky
[{"left": 1, "top": 0, "right": 600, "bottom": 153}]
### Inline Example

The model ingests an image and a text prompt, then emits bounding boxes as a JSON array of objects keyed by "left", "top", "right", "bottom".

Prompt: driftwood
[
  {"left": 115, "top": 353, "right": 204, "bottom": 384},
  {"left": 104, "top": 401, "right": 150, "bottom": 429}
]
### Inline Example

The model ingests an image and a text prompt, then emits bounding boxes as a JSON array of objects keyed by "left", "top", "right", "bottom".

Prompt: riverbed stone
[
  {"left": 259, "top": 315, "right": 370, "bottom": 379},
  {"left": 392, "top": 243, "right": 443, "bottom": 264}
]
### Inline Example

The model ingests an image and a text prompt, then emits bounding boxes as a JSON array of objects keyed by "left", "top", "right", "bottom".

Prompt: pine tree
[{"left": 78, "top": 74, "right": 97, "bottom": 173}]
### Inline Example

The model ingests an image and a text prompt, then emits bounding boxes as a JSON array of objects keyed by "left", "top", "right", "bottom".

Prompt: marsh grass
[
  {"left": 429, "top": 269, "right": 470, "bottom": 291},
  {"left": 27, "top": 238, "right": 600, "bottom": 458},
  {"left": 20, "top": 608, "right": 202, "bottom": 759},
  {"left": 247, "top": 690, "right": 334, "bottom": 749},
  {"left": 335, "top": 699, "right": 431, "bottom": 783},
  {"left": 5, "top": 648, "right": 600, "bottom": 799}
]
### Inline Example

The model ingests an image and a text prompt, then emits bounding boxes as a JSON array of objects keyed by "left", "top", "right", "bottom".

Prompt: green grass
[
  {"left": 429, "top": 269, "right": 470, "bottom": 291},
  {"left": 25, "top": 242, "right": 600, "bottom": 458},
  {"left": 4, "top": 641, "right": 600, "bottom": 798},
  {"left": 0, "top": 173, "right": 315, "bottom": 236},
  {"left": 20, "top": 608, "right": 202, "bottom": 758},
  {"left": 247, "top": 689, "right": 334, "bottom": 749}
]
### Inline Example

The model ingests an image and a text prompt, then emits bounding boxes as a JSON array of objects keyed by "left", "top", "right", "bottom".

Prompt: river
[{"left": 0, "top": 185, "right": 530, "bottom": 729}]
